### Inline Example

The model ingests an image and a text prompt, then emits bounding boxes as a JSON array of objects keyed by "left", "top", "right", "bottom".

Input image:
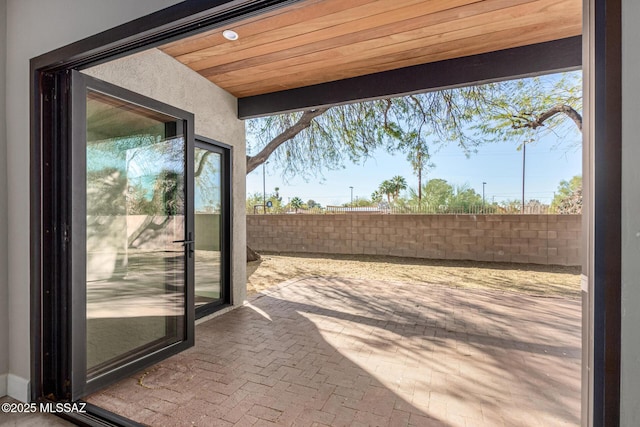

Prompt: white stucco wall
[
  {"left": 82, "top": 48, "right": 247, "bottom": 307},
  {"left": 621, "top": 0, "right": 640, "bottom": 424},
  {"left": 4, "top": 0, "right": 183, "bottom": 401},
  {"left": 0, "top": 0, "right": 9, "bottom": 397}
]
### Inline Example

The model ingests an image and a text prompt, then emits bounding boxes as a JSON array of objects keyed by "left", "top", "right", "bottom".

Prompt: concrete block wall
[{"left": 247, "top": 214, "right": 581, "bottom": 266}]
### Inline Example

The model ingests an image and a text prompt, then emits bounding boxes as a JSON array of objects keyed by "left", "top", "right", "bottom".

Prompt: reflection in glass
[
  {"left": 194, "top": 148, "right": 222, "bottom": 306},
  {"left": 85, "top": 90, "right": 185, "bottom": 378}
]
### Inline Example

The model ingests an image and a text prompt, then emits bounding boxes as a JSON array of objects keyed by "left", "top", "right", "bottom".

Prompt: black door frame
[
  {"left": 29, "top": 0, "right": 621, "bottom": 424},
  {"left": 68, "top": 70, "right": 196, "bottom": 400},
  {"left": 31, "top": 0, "right": 301, "bottom": 405},
  {"left": 194, "top": 136, "right": 233, "bottom": 319},
  {"left": 588, "top": 0, "right": 621, "bottom": 424}
]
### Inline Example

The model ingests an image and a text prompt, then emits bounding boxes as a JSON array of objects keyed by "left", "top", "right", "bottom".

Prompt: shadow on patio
[{"left": 86, "top": 276, "right": 580, "bottom": 426}]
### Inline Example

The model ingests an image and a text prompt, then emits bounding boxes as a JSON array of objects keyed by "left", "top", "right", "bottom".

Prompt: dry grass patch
[{"left": 247, "top": 252, "right": 581, "bottom": 298}]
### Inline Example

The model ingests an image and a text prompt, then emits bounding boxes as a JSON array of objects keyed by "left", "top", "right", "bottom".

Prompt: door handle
[{"left": 173, "top": 232, "right": 194, "bottom": 257}]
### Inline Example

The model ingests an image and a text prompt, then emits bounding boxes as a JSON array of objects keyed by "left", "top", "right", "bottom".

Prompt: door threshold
[{"left": 56, "top": 401, "right": 143, "bottom": 427}]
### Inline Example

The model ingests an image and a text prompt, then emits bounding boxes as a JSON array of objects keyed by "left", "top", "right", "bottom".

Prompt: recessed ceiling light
[{"left": 222, "top": 30, "right": 239, "bottom": 41}]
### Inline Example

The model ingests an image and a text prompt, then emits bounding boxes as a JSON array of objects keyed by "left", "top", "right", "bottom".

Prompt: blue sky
[
  {"left": 247, "top": 134, "right": 581, "bottom": 206},
  {"left": 246, "top": 74, "right": 582, "bottom": 206}
]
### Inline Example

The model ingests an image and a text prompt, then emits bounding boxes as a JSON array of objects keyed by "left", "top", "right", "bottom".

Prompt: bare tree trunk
[
  {"left": 245, "top": 108, "right": 329, "bottom": 262},
  {"left": 247, "top": 245, "right": 262, "bottom": 262},
  {"left": 418, "top": 166, "right": 422, "bottom": 209},
  {"left": 246, "top": 107, "right": 329, "bottom": 174}
]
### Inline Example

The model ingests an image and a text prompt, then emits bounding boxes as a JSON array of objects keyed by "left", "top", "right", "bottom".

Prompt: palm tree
[
  {"left": 378, "top": 180, "right": 396, "bottom": 205},
  {"left": 390, "top": 175, "right": 408, "bottom": 201},
  {"left": 378, "top": 176, "right": 408, "bottom": 206},
  {"left": 290, "top": 196, "right": 303, "bottom": 213},
  {"left": 407, "top": 143, "right": 430, "bottom": 208}
]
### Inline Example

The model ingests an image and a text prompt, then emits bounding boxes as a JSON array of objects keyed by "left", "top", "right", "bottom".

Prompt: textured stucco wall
[
  {"left": 247, "top": 214, "right": 582, "bottom": 266},
  {"left": 83, "top": 48, "right": 247, "bottom": 307},
  {"left": 621, "top": 0, "right": 640, "bottom": 423},
  {"left": 4, "top": 0, "right": 182, "bottom": 401}
]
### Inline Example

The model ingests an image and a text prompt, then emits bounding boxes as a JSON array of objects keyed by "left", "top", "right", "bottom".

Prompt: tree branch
[
  {"left": 513, "top": 104, "right": 582, "bottom": 132},
  {"left": 195, "top": 150, "right": 212, "bottom": 178},
  {"left": 383, "top": 99, "right": 392, "bottom": 128},
  {"left": 246, "top": 107, "right": 329, "bottom": 174}
]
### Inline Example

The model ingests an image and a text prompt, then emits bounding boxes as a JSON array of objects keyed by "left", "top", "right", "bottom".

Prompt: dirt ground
[{"left": 247, "top": 252, "right": 581, "bottom": 298}]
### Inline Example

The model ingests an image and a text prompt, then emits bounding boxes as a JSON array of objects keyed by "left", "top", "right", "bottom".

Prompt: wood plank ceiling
[{"left": 160, "top": 0, "right": 582, "bottom": 98}]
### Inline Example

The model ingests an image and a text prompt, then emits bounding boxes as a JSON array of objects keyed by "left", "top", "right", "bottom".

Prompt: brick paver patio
[{"left": 86, "top": 277, "right": 581, "bottom": 426}]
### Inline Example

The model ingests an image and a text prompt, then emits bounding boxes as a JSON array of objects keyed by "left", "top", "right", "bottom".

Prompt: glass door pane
[
  {"left": 85, "top": 91, "right": 186, "bottom": 377},
  {"left": 194, "top": 146, "right": 223, "bottom": 307},
  {"left": 71, "top": 71, "right": 194, "bottom": 398}
]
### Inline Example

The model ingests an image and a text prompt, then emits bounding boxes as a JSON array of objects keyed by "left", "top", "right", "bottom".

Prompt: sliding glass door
[{"left": 70, "top": 71, "right": 195, "bottom": 398}]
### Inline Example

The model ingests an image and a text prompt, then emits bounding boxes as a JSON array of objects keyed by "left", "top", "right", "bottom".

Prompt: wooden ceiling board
[
  {"left": 159, "top": 0, "right": 582, "bottom": 98},
  {"left": 177, "top": 0, "right": 480, "bottom": 72},
  {"left": 161, "top": 0, "right": 376, "bottom": 59},
  {"left": 209, "top": 0, "right": 573, "bottom": 83},
  {"left": 228, "top": 19, "right": 581, "bottom": 97},
  {"left": 196, "top": 0, "right": 507, "bottom": 77},
  {"left": 211, "top": 0, "right": 579, "bottom": 90}
]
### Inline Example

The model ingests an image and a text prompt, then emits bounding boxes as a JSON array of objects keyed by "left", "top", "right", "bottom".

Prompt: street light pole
[
  {"left": 262, "top": 161, "right": 268, "bottom": 214},
  {"left": 482, "top": 182, "right": 486, "bottom": 213},
  {"left": 349, "top": 186, "right": 354, "bottom": 209},
  {"left": 522, "top": 141, "right": 527, "bottom": 214}
]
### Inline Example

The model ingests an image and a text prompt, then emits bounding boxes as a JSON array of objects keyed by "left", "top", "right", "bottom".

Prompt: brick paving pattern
[{"left": 87, "top": 277, "right": 581, "bottom": 426}]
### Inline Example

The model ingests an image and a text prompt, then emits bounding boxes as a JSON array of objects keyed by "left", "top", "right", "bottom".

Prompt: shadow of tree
[
  {"left": 86, "top": 286, "right": 453, "bottom": 425},
  {"left": 247, "top": 259, "right": 264, "bottom": 279},
  {"left": 87, "top": 276, "right": 580, "bottom": 426}
]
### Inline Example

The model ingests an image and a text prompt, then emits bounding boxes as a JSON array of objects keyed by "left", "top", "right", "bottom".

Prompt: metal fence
[{"left": 250, "top": 204, "right": 569, "bottom": 215}]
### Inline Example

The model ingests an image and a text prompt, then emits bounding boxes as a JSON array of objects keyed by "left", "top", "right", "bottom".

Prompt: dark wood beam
[{"left": 238, "top": 36, "right": 582, "bottom": 119}]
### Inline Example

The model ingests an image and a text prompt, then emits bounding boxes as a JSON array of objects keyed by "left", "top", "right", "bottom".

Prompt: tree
[
  {"left": 244, "top": 72, "right": 582, "bottom": 257},
  {"left": 473, "top": 72, "right": 582, "bottom": 142},
  {"left": 408, "top": 143, "right": 431, "bottom": 208},
  {"left": 407, "top": 179, "right": 484, "bottom": 213},
  {"left": 377, "top": 176, "right": 407, "bottom": 205},
  {"left": 290, "top": 197, "right": 304, "bottom": 213},
  {"left": 390, "top": 176, "right": 408, "bottom": 201},
  {"left": 246, "top": 190, "right": 284, "bottom": 213},
  {"left": 378, "top": 180, "right": 396, "bottom": 205},
  {"left": 194, "top": 148, "right": 222, "bottom": 213},
  {"left": 370, "top": 190, "right": 383, "bottom": 205},
  {"left": 307, "top": 199, "right": 322, "bottom": 209},
  {"left": 391, "top": 104, "right": 433, "bottom": 207},
  {"left": 246, "top": 72, "right": 582, "bottom": 182},
  {"left": 552, "top": 176, "right": 582, "bottom": 214},
  {"left": 451, "top": 184, "right": 483, "bottom": 211},
  {"left": 246, "top": 192, "right": 265, "bottom": 214},
  {"left": 420, "top": 179, "right": 454, "bottom": 210}
]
